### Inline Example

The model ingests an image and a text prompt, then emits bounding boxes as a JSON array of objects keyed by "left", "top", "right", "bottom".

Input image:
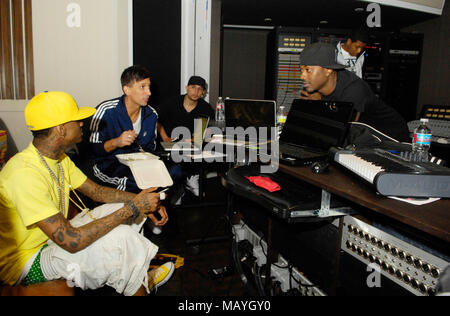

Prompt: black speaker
[{"left": 382, "top": 33, "right": 423, "bottom": 122}]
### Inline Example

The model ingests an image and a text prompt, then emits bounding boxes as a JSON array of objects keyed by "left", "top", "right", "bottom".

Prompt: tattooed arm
[
  {"left": 36, "top": 184, "right": 161, "bottom": 253},
  {"left": 78, "top": 178, "right": 168, "bottom": 227},
  {"left": 76, "top": 178, "right": 137, "bottom": 204},
  {"left": 37, "top": 205, "right": 133, "bottom": 253}
]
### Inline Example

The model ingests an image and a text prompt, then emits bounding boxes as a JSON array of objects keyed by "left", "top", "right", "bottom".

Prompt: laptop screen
[
  {"left": 225, "top": 99, "right": 276, "bottom": 129},
  {"left": 280, "top": 99, "right": 355, "bottom": 151}
]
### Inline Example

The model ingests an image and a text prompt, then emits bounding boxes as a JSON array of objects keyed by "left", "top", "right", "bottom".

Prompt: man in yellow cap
[{"left": 0, "top": 91, "right": 174, "bottom": 295}]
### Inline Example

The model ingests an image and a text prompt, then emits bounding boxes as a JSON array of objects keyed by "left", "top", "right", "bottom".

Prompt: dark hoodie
[{"left": 323, "top": 70, "right": 410, "bottom": 142}]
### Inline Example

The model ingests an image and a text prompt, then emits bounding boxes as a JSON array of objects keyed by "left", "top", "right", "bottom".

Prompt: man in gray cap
[{"left": 299, "top": 42, "right": 409, "bottom": 142}]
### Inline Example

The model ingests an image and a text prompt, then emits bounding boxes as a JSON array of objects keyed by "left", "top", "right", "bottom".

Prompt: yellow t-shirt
[{"left": 0, "top": 143, "right": 87, "bottom": 285}]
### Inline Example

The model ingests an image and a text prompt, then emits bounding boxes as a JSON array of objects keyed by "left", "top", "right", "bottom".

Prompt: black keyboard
[{"left": 333, "top": 148, "right": 450, "bottom": 198}]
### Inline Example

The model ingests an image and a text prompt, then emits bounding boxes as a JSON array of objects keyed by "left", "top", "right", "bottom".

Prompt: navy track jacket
[{"left": 89, "top": 95, "right": 158, "bottom": 192}]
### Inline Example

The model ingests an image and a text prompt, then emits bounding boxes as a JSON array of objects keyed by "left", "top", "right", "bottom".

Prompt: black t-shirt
[
  {"left": 323, "top": 70, "right": 410, "bottom": 142},
  {"left": 156, "top": 95, "right": 215, "bottom": 137}
]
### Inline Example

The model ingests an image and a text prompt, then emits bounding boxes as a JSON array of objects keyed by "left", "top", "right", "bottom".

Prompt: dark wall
[
  {"left": 133, "top": 0, "right": 181, "bottom": 106},
  {"left": 221, "top": 28, "right": 271, "bottom": 100},
  {"left": 381, "top": 33, "right": 423, "bottom": 122},
  {"left": 402, "top": 2, "right": 450, "bottom": 117}
]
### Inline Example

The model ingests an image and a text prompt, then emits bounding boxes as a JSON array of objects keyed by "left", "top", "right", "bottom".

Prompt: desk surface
[{"left": 279, "top": 164, "right": 450, "bottom": 243}]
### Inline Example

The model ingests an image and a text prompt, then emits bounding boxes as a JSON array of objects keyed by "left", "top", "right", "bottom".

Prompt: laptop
[
  {"left": 279, "top": 99, "right": 355, "bottom": 166},
  {"left": 161, "top": 115, "right": 210, "bottom": 152},
  {"left": 224, "top": 98, "right": 277, "bottom": 143}
]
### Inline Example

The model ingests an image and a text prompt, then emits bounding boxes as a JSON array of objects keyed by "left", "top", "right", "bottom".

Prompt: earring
[{"left": 59, "top": 126, "right": 66, "bottom": 138}]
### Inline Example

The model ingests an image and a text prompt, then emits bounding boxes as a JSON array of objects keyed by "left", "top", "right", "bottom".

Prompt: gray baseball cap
[{"left": 300, "top": 43, "right": 346, "bottom": 70}]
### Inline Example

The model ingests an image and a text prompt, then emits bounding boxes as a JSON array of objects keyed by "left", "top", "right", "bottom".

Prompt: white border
[
  {"left": 128, "top": 0, "right": 134, "bottom": 66},
  {"left": 361, "top": 0, "right": 445, "bottom": 15},
  {"left": 181, "top": 0, "right": 196, "bottom": 94},
  {"left": 194, "top": 0, "right": 211, "bottom": 102}
]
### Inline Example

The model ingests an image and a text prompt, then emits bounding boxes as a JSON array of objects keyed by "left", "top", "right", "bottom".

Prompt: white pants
[{"left": 39, "top": 203, "right": 158, "bottom": 296}]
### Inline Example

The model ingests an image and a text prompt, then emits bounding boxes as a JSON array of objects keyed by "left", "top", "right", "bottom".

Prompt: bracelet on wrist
[{"left": 126, "top": 201, "right": 140, "bottom": 220}]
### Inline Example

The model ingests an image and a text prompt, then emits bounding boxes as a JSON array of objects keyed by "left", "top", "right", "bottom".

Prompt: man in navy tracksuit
[{"left": 89, "top": 65, "right": 177, "bottom": 193}]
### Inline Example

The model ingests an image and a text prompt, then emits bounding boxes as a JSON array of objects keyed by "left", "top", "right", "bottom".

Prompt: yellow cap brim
[
  {"left": 25, "top": 91, "right": 97, "bottom": 131},
  {"left": 74, "top": 107, "right": 97, "bottom": 122}
]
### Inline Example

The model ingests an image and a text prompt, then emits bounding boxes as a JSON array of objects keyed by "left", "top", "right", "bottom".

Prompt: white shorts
[{"left": 39, "top": 203, "right": 158, "bottom": 296}]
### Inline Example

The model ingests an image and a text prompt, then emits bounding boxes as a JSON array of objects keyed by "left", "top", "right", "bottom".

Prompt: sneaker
[
  {"left": 185, "top": 174, "right": 200, "bottom": 197},
  {"left": 148, "top": 262, "right": 175, "bottom": 291}
]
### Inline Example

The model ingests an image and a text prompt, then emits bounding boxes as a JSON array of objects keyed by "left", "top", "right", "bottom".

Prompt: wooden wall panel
[
  {"left": 12, "top": 0, "right": 26, "bottom": 99},
  {"left": 0, "top": 0, "right": 14, "bottom": 99},
  {"left": 0, "top": 0, "right": 34, "bottom": 100},
  {"left": 24, "top": 0, "right": 34, "bottom": 98}
]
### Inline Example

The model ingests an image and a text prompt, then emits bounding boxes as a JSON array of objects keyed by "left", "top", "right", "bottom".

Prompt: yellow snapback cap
[{"left": 25, "top": 91, "right": 96, "bottom": 131}]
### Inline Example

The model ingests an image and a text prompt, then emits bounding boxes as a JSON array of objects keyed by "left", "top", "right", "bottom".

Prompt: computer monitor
[
  {"left": 281, "top": 99, "right": 355, "bottom": 151},
  {"left": 224, "top": 98, "right": 276, "bottom": 129}
]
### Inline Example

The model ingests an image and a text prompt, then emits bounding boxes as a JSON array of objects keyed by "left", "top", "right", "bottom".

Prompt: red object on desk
[{"left": 245, "top": 176, "right": 281, "bottom": 192}]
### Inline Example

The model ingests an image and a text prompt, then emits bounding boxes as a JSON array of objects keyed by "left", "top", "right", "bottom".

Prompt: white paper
[
  {"left": 116, "top": 152, "right": 172, "bottom": 189},
  {"left": 389, "top": 196, "right": 441, "bottom": 205},
  {"left": 116, "top": 152, "right": 159, "bottom": 167},
  {"left": 183, "top": 150, "right": 227, "bottom": 160},
  {"left": 128, "top": 159, "right": 173, "bottom": 189}
]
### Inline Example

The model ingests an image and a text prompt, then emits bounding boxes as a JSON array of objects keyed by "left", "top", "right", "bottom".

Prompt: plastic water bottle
[
  {"left": 412, "top": 118, "right": 432, "bottom": 161},
  {"left": 277, "top": 105, "right": 287, "bottom": 136},
  {"left": 215, "top": 97, "right": 225, "bottom": 122}
]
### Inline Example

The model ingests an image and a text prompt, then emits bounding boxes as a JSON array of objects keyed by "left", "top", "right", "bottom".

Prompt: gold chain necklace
[
  {"left": 36, "top": 149, "right": 95, "bottom": 220},
  {"left": 36, "top": 149, "right": 65, "bottom": 215}
]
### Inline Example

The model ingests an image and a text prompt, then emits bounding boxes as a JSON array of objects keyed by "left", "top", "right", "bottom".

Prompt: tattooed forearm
[
  {"left": 77, "top": 178, "right": 136, "bottom": 204},
  {"left": 133, "top": 197, "right": 152, "bottom": 212},
  {"left": 42, "top": 214, "right": 83, "bottom": 253},
  {"left": 38, "top": 206, "right": 133, "bottom": 254}
]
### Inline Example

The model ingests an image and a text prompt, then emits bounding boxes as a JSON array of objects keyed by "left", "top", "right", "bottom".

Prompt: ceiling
[{"left": 221, "top": 0, "right": 440, "bottom": 30}]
